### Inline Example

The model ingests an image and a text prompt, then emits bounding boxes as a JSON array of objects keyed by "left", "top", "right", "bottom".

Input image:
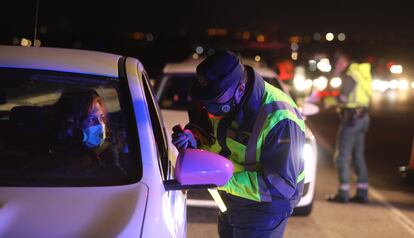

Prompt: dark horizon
[{"left": 1, "top": 0, "right": 414, "bottom": 76}]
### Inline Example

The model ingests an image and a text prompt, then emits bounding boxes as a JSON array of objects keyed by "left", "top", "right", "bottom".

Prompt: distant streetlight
[
  {"left": 34, "top": 39, "right": 41, "bottom": 47},
  {"left": 195, "top": 46, "right": 204, "bottom": 54},
  {"left": 256, "top": 34, "right": 265, "bottom": 42},
  {"left": 290, "top": 43, "right": 299, "bottom": 51},
  {"left": 325, "top": 33, "right": 334, "bottom": 41},
  {"left": 20, "top": 38, "right": 32, "bottom": 47},
  {"left": 242, "top": 31, "right": 251, "bottom": 40},
  {"left": 254, "top": 55, "right": 261, "bottom": 62},
  {"left": 313, "top": 32, "right": 321, "bottom": 41},
  {"left": 291, "top": 52, "right": 298, "bottom": 61},
  {"left": 338, "top": 33, "right": 346, "bottom": 41},
  {"left": 145, "top": 33, "right": 154, "bottom": 42}
]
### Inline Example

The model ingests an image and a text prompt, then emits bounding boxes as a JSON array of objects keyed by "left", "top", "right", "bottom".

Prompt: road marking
[
  {"left": 187, "top": 199, "right": 219, "bottom": 209},
  {"left": 370, "top": 187, "right": 414, "bottom": 236}
]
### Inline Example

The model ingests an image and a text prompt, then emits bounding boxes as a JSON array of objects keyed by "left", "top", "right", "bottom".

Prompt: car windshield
[
  {"left": 0, "top": 68, "right": 140, "bottom": 186},
  {"left": 156, "top": 74, "right": 286, "bottom": 111}
]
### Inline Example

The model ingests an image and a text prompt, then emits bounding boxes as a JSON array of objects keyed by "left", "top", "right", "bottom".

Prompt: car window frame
[{"left": 141, "top": 70, "right": 171, "bottom": 180}]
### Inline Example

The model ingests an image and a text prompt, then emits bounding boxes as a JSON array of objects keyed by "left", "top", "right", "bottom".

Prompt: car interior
[{"left": 0, "top": 69, "right": 136, "bottom": 186}]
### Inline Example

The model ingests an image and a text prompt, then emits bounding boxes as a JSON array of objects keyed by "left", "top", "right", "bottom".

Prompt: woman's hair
[{"left": 53, "top": 88, "right": 109, "bottom": 142}]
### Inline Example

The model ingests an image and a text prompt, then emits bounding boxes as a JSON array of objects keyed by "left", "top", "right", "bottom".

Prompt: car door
[{"left": 0, "top": 67, "right": 147, "bottom": 238}]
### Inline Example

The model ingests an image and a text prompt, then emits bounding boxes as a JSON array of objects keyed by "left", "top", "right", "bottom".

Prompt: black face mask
[
  {"left": 205, "top": 97, "right": 236, "bottom": 116},
  {"left": 204, "top": 87, "right": 238, "bottom": 116}
]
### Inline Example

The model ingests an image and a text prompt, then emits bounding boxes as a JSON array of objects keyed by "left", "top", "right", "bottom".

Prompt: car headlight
[
  {"left": 302, "top": 143, "right": 313, "bottom": 161},
  {"left": 302, "top": 142, "right": 314, "bottom": 183}
]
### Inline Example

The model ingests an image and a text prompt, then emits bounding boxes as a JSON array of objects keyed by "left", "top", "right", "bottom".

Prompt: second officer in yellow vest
[
  {"left": 171, "top": 50, "right": 306, "bottom": 238},
  {"left": 326, "top": 51, "right": 372, "bottom": 204}
]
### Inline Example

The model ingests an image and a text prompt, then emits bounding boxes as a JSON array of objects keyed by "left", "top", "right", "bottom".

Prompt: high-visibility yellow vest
[
  {"left": 200, "top": 82, "right": 305, "bottom": 202},
  {"left": 344, "top": 63, "right": 372, "bottom": 108}
]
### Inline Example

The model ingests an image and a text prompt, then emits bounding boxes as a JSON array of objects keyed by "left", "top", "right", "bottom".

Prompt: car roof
[
  {"left": 162, "top": 57, "right": 278, "bottom": 79},
  {"left": 0, "top": 45, "right": 121, "bottom": 77}
]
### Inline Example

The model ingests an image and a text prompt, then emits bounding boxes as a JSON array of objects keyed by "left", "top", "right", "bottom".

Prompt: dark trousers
[
  {"left": 218, "top": 210, "right": 290, "bottom": 238},
  {"left": 334, "top": 112, "right": 370, "bottom": 190}
]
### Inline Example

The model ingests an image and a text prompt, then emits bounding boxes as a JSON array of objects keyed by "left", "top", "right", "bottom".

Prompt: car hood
[{"left": 0, "top": 183, "right": 148, "bottom": 238}]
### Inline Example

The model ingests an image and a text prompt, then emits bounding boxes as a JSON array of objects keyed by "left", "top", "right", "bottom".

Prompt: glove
[{"left": 172, "top": 129, "right": 197, "bottom": 150}]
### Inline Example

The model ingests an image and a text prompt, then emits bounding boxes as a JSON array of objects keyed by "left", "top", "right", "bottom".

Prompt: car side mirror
[
  {"left": 299, "top": 102, "right": 319, "bottom": 117},
  {"left": 164, "top": 149, "right": 233, "bottom": 191}
]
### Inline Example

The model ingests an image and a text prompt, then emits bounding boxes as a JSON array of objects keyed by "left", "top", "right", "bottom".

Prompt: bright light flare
[
  {"left": 390, "top": 65, "right": 403, "bottom": 74},
  {"left": 302, "top": 143, "right": 313, "bottom": 161},
  {"left": 313, "top": 76, "right": 328, "bottom": 91},
  {"left": 411, "top": 81, "right": 414, "bottom": 89},
  {"left": 326, "top": 33, "right": 334, "bottom": 41},
  {"left": 389, "top": 79, "right": 399, "bottom": 90},
  {"left": 317, "top": 58, "right": 332, "bottom": 72},
  {"left": 330, "top": 77, "right": 342, "bottom": 88},
  {"left": 398, "top": 79, "right": 409, "bottom": 90},
  {"left": 305, "top": 79, "right": 313, "bottom": 90},
  {"left": 372, "top": 79, "right": 389, "bottom": 92},
  {"left": 20, "top": 38, "right": 31, "bottom": 47},
  {"left": 294, "top": 74, "right": 306, "bottom": 91},
  {"left": 254, "top": 55, "right": 261, "bottom": 62}
]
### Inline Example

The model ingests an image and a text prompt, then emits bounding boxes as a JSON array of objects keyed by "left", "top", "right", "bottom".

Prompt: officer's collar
[{"left": 234, "top": 65, "right": 265, "bottom": 131}]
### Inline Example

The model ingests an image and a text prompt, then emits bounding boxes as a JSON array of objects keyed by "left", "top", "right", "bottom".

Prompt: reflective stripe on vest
[{"left": 214, "top": 82, "right": 305, "bottom": 202}]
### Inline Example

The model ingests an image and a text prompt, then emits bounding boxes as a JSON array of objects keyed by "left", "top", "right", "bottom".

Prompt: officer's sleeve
[
  {"left": 220, "top": 119, "right": 305, "bottom": 203},
  {"left": 259, "top": 119, "right": 305, "bottom": 201}
]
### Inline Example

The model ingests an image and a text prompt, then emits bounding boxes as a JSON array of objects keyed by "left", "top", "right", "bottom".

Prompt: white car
[
  {"left": 155, "top": 57, "right": 318, "bottom": 215},
  {"left": 0, "top": 45, "right": 233, "bottom": 237}
]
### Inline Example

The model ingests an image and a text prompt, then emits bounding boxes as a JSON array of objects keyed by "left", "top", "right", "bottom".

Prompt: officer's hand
[{"left": 172, "top": 129, "right": 197, "bottom": 150}]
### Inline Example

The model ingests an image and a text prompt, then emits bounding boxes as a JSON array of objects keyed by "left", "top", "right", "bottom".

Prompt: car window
[
  {"left": 0, "top": 68, "right": 140, "bottom": 186},
  {"left": 156, "top": 74, "right": 196, "bottom": 110},
  {"left": 142, "top": 70, "right": 169, "bottom": 179}
]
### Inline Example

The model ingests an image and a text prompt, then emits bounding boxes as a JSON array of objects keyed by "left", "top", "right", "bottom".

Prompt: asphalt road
[{"left": 187, "top": 89, "right": 414, "bottom": 238}]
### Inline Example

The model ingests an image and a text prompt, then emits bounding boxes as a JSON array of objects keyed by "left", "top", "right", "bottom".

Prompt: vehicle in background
[{"left": 155, "top": 57, "right": 318, "bottom": 215}]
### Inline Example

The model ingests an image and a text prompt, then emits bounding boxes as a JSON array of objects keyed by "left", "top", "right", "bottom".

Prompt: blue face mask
[{"left": 82, "top": 124, "right": 106, "bottom": 148}]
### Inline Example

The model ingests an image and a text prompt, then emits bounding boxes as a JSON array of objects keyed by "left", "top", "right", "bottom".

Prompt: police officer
[
  {"left": 326, "top": 51, "right": 372, "bottom": 204},
  {"left": 172, "top": 50, "right": 306, "bottom": 238}
]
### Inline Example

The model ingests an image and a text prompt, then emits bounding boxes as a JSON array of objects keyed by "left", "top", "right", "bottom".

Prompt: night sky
[
  {"left": 3, "top": 1, "right": 413, "bottom": 36},
  {"left": 1, "top": 0, "right": 414, "bottom": 75}
]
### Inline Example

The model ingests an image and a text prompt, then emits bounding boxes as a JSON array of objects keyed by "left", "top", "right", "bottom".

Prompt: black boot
[
  {"left": 350, "top": 188, "right": 369, "bottom": 203},
  {"left": 326, "top": 189, "right": 349, "bottom": 203}
]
